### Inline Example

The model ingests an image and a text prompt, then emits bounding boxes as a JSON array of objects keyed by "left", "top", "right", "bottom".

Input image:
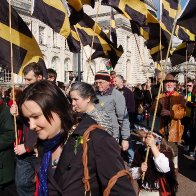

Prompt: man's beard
[{"left": 166, "top": 86, "right": 174, "bottom": 92}]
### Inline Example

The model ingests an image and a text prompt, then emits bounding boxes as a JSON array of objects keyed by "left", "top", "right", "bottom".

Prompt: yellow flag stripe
[
  {"left": 162, "top": 0, "right": 178, "bottom": 19},
  {"left": 119, "top": 0, "right": 148, "bottom": 20}
]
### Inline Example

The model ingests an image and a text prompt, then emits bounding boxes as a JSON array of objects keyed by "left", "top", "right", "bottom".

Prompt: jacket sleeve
[
  {"left": 114, "top": 90, "right": 130, "bottom": 139},
  {"left": 92, "top": 131, "right": 136, "bottom": 195},
  {"left": 0, "top": 105, "right": 15, "bottom": 151}
]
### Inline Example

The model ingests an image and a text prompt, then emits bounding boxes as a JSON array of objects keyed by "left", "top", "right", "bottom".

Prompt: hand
[
  {"left": 146, "top": 134, "right": 156, "bottom": 148},
  {"left": 140, "top": 162, "right": 148, "bottom": 173},
  {"left": 14, "top": 144, "right": 26, "bottom": 155},
  {"left": 121, "top": 140, "right": 129, "bottom": 151},
  {"left": 10, "top": 102, "right": 19, "bottom": 116},
  {"left": 160, "top": 109, "right": 170, "bottom": 116}
]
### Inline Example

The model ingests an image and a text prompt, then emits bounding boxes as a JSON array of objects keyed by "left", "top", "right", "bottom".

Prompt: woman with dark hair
[
  {"left": 18, "top": 80, "right": 135, "bottom": 196},
  {"left": 70, "top": 82, "right": 113, "bottom": 135}
]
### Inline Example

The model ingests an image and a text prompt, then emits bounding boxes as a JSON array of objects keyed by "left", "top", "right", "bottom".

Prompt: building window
[
  {"left": 0, "top": 68, "right": 11, "bottom": 83},
  {"left": 53, "top": 31, "right": 60, "bottom": 48},
  {"left": 39, "top": 26, "right": 45, "bottom": 45}
]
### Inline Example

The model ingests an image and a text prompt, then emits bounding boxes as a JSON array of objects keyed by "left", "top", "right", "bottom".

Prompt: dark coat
[
  {"left": 0, "top": 101, "right": 15, "bottom": 186},
  {"left": 119, "top": 86, "right": 135, "bottom": 113},
  {"left": 37, "top": 114, "right": 135, "bottom": 196}
]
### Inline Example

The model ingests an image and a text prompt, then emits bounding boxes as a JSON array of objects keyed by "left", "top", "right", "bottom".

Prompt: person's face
[
  {"left": 70, "top": 90, "right": 91, "bottom": 113},
  {"left": 24, "top": 70, "right": 42, "bottom": 85},
  {"left": 47, "top": 76, "right": 55, "bottom": 82},
  {"left": 165, "top": 81, "right": 175, "bottom": 92},
  {"left": 146, "top": 80, "right": 151, "bottom": 88},
  {"left": 187, "top": 82, "right": 193, "bottom": 93},
  {"left": 114, "top": 77, "right": 123, "bottom": 89},
  {"left": 21, "top": 100, "right": 61, "bottom": 140},
  {"left": 95, "top": 79, "right": 110, "bottom": 92}
]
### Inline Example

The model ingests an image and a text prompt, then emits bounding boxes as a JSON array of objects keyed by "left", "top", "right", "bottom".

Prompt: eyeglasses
[{"left": 187, "top": 85, "right": 193, "bottom": 87}]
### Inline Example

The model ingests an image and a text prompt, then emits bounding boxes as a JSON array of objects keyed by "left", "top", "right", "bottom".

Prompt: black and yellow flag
[
  {"left": 170, "top": 41, "right": 196, "bottom": 66},
  {"left": 0, "top": 0, "right": 46, "bottom": 76},
  {"left": 162, "top": 0, "right": 179, "bottom": 34},
  {"left": 71, "top": 13, "right": 123, "bottom": 68},
  {"left": 101, "top": 0, "right": 148, "bottom": 26},
  {"left": 32, "top": 0, "right": 70, "bottom": 38},
  {"left": 177, "top": 0, "right": 196, "bottom": 35},
  {"left": 145, "top": 13, "right": 171, "bottom": 62},
  {"left": 175, "top": 25, "right": 195, "bottom": 42},
  {"left": 67, "top": 0, "right": 95, "bottom": 12},
  {"left": 67, "top": 26, "right": 81, "bottom": 53},
  {"left": 68, "top": 0, "right": 95, "bottom": 25}
]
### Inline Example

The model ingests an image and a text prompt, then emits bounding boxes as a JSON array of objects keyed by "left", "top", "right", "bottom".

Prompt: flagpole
[
  {"left": 9, "top": 0, "right": 18, "bottom": 146},
  {"left": 142, "top": 1, "right": 181, "bottom": 181},
  {"left": 159, "top": 0, "right": 164, "bottom": 92},
  {"left": 73, "top": 26, "right": 95, "bottom": 80},
  {"left": 185, "top": 44, "right": 188, "bottom": 96},
  {"left": 86, "top": 0, "right": 101, "bottom": 82}
]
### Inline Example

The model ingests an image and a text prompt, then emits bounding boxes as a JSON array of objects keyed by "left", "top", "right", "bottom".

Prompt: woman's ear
[{"left": 87, "top": 97, "right": 91, "bottom": 103}]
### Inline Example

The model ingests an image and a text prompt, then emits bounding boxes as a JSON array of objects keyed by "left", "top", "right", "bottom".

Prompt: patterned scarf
[{"left": 38, "top": 133, "right": 63, "bottom": 196}]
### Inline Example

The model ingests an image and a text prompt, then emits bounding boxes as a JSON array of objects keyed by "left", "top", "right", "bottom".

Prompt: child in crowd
[{"left": 131, "top": 129, "right": 178, "bottom": 196}]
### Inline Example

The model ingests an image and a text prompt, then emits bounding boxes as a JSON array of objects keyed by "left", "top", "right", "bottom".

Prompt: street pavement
[{"left": 177, "top": 145, "right": 196, "bottom": 196}]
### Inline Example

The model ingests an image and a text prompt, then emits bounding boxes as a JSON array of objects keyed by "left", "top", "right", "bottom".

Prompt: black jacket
[
  {"left": 37, "top": 114, "right": 136, "bottom": 195},
  {"left": 0, "top": 100, "right": 15, "bottom": 185}
]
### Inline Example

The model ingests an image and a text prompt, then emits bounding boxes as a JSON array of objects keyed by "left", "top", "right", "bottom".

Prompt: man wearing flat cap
[
  {"left": 95, "top": 70, "right": 130, "bottom": 152},
  {"left": 152, "top": 73, "right": 186, "bottom": 172}
]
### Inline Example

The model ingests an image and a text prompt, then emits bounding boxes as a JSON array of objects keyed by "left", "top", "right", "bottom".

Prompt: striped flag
[
  {"left": 177, "top": 0, "right": 196, "bottom": 35},
  {"left": 170, "top": 41, "right": 196, "bottom": 66},
  {"left": 69, "top": 13, "right": 123, "bottom": 68},
  {"left": 101, "top": 0, "right": 148, "bottom": 26},
  {"left": 162, "top": 0, "right": 179, "bottom": 34},
  {"left": 32, "top": 0, "right": 70, "bottom": 38},
  {"left": 175, "top": 25, "right": 195, "bottom": 42},
  {"left": 67, "top": 0, "right": 95, "bottom": 11},
  {"left": 0, "top": 0, "right": 46, "bottom": 76}
]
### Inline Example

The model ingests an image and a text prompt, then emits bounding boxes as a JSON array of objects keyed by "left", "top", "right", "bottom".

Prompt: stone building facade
[{"left": 5, "top": 0, "right": 155, "bottom": 86}]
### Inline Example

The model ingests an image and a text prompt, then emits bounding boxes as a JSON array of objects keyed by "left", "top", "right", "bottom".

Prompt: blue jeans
[
  {"left": 15, "top": 155, "right": 36, "bottom": 196},
  {"left": 127, "top": 139, "right": 135, "bottom": 163}
]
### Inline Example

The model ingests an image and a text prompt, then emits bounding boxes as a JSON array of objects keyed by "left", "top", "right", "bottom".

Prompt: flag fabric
[
  {"left": 32, "top": 0, "right": 70, "bottom": 38},
  {"left": 162, "top": 0, "right": 179, "bottom": 34},
  {"left": 67, "top": 0, "right": 95, "bottom": 12},
  {"left": 67, "top": 26, "right": 81, "bottom": 53},
  {"left": 0, "top": 0, "right": 46, "bottom": 76},
  {"left": 69, "top": 13, "right": 123, "bottom": 68},
  {"left": 68, "top": 0, "right": 95, "bottom": 25},
  {"left": 175, "top": 25, "right": 195, "bottom": 42},
  {"left": 105, "top": 59, "right": 112, "bottom": 70},
  {"left": 170, "top": 41, "right": 196, "bottom": 66},
  {"left": 130, "top": 12, "right": 171, "bottom": 62},
  {"left": 177, "top": 0, "right": 196, "bottom": 35},
  {"left": 101, "top": 0, "right": 148, "bottom": 26},
  {"left": 145, "top": 13, "right": 171, "bottom": 62}
]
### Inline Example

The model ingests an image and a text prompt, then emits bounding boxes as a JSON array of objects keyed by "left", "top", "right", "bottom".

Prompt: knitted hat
[{"left": 95, "top": 70, "right": 110, "bottom": 82}]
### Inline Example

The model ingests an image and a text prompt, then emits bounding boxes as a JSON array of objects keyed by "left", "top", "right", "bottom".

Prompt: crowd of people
[{"left": 0, "top": 63, "right": 195, "bottom": 196}]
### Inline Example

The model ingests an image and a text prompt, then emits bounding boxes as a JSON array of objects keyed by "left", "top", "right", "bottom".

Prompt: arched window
[
  {"left": 51, "top": 56, "right": 60, "bottom": 78},
  {"left": 64, "top": 58, "right": 71, "bottom": 83}
]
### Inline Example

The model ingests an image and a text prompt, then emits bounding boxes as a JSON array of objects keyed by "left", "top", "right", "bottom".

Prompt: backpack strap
[
  {"left": 82, "top": 124, "right": 105, "bottom": 194},
  {"left": 103, "top": 169, "right": 133, "bottom": 196}
]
